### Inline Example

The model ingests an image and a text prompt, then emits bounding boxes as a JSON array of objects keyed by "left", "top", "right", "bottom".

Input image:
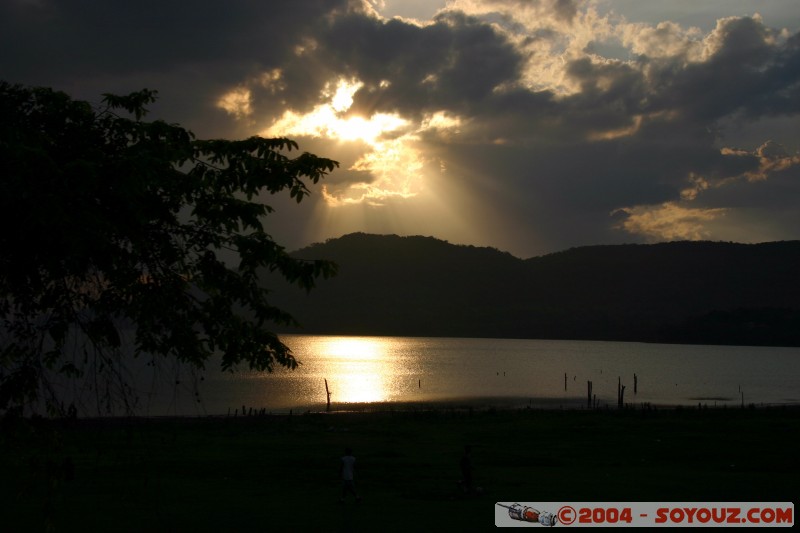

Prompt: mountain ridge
[{"left": 266, "top": 233, "right": 800, "bottom": 346}]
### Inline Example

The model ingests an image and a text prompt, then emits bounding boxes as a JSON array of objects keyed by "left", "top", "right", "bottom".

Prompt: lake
[{"left": 128, "top": 335, "right": 800, "bottom": 416}]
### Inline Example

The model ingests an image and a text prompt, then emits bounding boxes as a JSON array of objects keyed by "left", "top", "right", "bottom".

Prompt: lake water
[{"left": 129, "top": 335, "right": 800, "bottom": 416}]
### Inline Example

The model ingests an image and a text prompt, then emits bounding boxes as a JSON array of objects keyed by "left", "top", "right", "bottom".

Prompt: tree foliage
[{"left": 0, "top": 82, "right": 338, "bottom": 415}]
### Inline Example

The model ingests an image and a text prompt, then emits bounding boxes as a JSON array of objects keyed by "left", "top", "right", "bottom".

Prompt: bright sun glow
[
  {"left": 266, "top": 78, "right": 408, "bottom": 145},
  {"left": 263, "top": 77, "right": 435, "bottom": 205}
]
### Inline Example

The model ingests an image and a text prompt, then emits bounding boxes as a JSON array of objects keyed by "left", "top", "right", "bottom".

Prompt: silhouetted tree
[{"left": 0, "top": 82, "right": 338, "bottom": 416}]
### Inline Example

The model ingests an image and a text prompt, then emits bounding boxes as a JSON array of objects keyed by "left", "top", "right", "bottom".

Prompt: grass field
[{"left": 1, "top": 405, "right": 798, "bottom": 531}]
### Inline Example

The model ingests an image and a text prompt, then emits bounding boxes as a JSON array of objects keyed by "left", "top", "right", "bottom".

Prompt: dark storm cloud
[
  {"left": 643, "top": 17, "right": 800, "bottom": 123},
  {"left": 0, "top": 0, "right": 346, "bottom": 77},
  {"left": 0, "top": 0, "right": 351, "bottom": 133},
  {"left": 311, "top": 10, "right": 526, "bottom": 119}
]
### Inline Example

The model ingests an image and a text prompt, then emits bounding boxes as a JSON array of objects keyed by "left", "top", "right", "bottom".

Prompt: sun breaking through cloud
[
  {"left": 12, "top": 0, "right": 797, "bottom": 256},
  {"left": 258, "top": 77, "right": 464, "bottom": 207}
]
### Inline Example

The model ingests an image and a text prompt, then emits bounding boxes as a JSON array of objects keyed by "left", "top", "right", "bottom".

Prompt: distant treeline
[{"left": 265, "top": 233, "right": 800, "bottom": 346}]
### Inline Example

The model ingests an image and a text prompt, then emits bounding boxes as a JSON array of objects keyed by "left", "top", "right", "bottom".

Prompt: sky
[{"left": 2, "top": 0, "right": 799, "bottom": 258}]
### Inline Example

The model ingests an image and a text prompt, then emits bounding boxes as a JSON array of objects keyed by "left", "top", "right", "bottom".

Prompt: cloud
[
  {"left": 613, "top": 202, "right": 727, "bottom": 241},
  {"left": 723, "top": 140, "right": 800, "bottom": 182},
  {"left": 620, "top": 20, "right": 704, "bottom": 60},
  {"left": 1, "top": 0, "right": 798, "bottom": 256},
  {"left": 217, "top": 87, "right": 253, "bottom": 119}
]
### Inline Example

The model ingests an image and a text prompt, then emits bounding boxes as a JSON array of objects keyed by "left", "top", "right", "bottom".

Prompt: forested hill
[{"left": 267, "top": 233, "right": 800, "bottom": 346}]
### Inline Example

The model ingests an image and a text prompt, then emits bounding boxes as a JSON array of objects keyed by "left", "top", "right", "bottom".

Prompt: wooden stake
[{"left": 325, "top": 379, "right": 332, "bottom": 412}]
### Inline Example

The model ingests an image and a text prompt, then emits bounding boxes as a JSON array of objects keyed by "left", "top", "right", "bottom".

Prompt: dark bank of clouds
[
  {"left": 1, "top": 0, "right": 798, "bottom": 257},
  {"left": 0, "top": 0, "right": 347, "bottom": 77},
  {"left": 0, "top": 0, "right": 352, "bottom": 135},
  {"left": 322, "top": 10, "right": 527, "bottom": 118}
]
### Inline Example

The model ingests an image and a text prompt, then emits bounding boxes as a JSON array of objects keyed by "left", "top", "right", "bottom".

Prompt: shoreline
[{"left": 20, "top": 394, "right": 800, "bottom": 424}]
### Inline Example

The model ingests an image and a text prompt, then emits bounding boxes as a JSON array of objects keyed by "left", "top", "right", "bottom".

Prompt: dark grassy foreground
[{"left": 1, "top": 405, "right": 798, "bottom": 532}]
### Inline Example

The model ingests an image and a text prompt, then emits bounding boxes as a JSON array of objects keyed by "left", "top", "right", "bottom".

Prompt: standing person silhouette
[{"left": 340, "top": 447, "right": 361, "bottom": 502}]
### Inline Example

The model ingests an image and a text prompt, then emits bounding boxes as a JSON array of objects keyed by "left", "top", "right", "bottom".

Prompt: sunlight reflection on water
[
  {"left": 318, "top": 337, "right": 390, "bottom": 402},
  {"left": 130, "top": 335, "right": 800, "bottom": 416},
  {"left": 284, "top": 335, "right": 424, "bottom": 405}
]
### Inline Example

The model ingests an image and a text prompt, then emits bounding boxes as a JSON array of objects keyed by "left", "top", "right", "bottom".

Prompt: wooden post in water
[
  {"left": 565, "top": 373, "right": 568, "bottom": 391},
  {"left": 325, "top": 379, "right": 332, "bottom": 412},
  {"left": 634, "top": 373, "right": 638, "bottom": 394},
  {"left": 587, "top": 381, "right": 593, "bottom": 408}
]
